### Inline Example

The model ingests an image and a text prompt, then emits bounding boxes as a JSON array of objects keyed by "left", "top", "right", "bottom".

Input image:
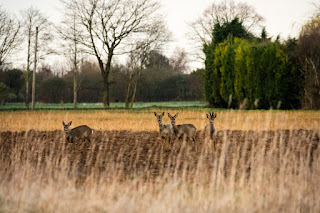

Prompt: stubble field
[{"left": 0, "top": 110, "right": 320, "bottom": 212}]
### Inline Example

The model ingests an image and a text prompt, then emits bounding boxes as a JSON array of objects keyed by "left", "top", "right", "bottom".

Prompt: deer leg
[
  {"left": 178, "top": 134, "right": 182, "bottom": 140},
  {"left": 182, "top": 134, "right": 187, "bottom": 142},
  {"left": 180, "top": 134, "right": 184, "bottom": 140}
]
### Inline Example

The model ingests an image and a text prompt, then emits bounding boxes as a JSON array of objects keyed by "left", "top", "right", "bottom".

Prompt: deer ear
[
  {"left": 161, "top": 112, "right": 164, "bottom": 116},
  {"left": 62, "top": 121, "right": 65, "bottom": 126},
  {"left": 206, "top": 114, "right": 209, "bottom": 118},
  {"left": 174, "top": 113, "right": 178, "bottom": 118},
  {"left": 214, "top": 113, "right": 217, "bottom": 118},
  {"left": 68, "top": 121, "right": 72, "bottom": 126},
  {"left": 168, "top": 113, "right": 172, "bottom": 118},
  {"left": 154, "top": 112, "right": 157, "bottom": 116}
]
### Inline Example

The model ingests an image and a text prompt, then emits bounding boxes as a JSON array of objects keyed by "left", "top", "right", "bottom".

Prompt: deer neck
[
  {"left": 172, "top": 123, "right": 179, "bottom": 133},
  {"left": 209, "top": 123, "right": 214, "bottom": 134},
  {"left": 158, "top": 123, "right": 164, "bottom": 131}
]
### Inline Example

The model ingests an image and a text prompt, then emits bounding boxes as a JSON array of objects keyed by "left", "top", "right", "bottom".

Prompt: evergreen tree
[
  {"left": 204, "top": 17, "right": 251, "bottom": 107},
  {"left": 203, "top": 22, "right": 300, "bottom": 109}
]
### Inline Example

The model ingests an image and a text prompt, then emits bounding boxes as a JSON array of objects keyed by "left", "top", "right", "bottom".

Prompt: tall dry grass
[
  {"left": 0, "top": 110, "right": 319, "bottom": 212},
  {"left": 1, "top": 110, "right": 320, "bottom": 131}
]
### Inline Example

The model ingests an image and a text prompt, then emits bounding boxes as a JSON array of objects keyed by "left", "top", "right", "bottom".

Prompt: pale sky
[{"left": 0, "top": 0, "right": 316, "bottom": 70}]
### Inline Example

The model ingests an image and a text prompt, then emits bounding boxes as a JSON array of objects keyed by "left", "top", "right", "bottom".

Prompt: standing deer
[
  {"left": 154, "top": 112, "right": 173, "bottom": 142},
  {"left": 62, "top": 121, "right": 93, "bottom": 143},
  {"left": 168, "top": 113, "right": 197, "bottom": 142},
  {"left": 205, "top": 112, "right": 217, "bottom": 146}
]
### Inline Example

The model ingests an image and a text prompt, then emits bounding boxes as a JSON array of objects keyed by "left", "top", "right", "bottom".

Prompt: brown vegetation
[
  {"left": 0, "top": 110, "right": 319, "bottom": 212},
  {"left": 1, "top": 110, "right": 320, "bottom": 131}
]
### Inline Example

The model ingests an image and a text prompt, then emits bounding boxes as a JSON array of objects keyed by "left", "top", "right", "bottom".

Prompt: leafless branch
[
  {"left": 187, "top": 0, "right": 264, "bottom": 63},
  {"left": 0, "top": 6, "right": 21, "bottom": 67},
  {"left": 60, "top": 0, "right": 168, "bottom": 107}
]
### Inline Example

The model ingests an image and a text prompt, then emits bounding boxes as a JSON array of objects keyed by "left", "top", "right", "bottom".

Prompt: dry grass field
[
  {"left": 1, "top": 109, "right": 320, "bottom": 131},
  {"left": 0, "top": 109, "right": 320, "bottom": 212}
]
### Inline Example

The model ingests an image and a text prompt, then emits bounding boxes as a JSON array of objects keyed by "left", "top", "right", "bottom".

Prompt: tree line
[
  {"left": 0, "top": 0, "right": 172, "bottom": 108},
  {"left": 0, "top": 51, "right": 204, "bottom": 105}
]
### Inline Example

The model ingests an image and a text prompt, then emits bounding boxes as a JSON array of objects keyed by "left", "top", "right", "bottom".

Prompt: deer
[
  {"left": 154, "top": 112, "right": 173, "bottom": 142},
  {"left": 62, "top": 121, "right": 93, "bottom": 143},
  {"left": 168, "top": 113, "right": 197, "bottom": 142},
  {"left": 204, "top": 112, "right": 217, "bottom": 147}
]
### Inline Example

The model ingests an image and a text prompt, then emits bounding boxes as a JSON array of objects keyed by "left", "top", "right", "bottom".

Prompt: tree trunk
[
  {"left": 102, "top": 77, "right": 109, "bottom": 108},
  {"left": 73, "top": 50, "right": 77, "bottom": 109},
  {"left": 102, "top": 52, "right": 112, "bottom": 108},
  {"left": 31, "top": 26, "right": 38, "bottom": 110},
  {"left": 73, "top": 68, "right": 77, "bottom": 109},
  {"left": 125, "top": 84, "right": 131, "bottom": 108},
  {"left": 73, "top": 15, "right": 78, "bottom": 109},
  {"left": 25, "top": 28, "right": 32, "bottom": 110},
  {"left": 25, "top": 72, "right": 29, "bottom": 109},
  {"left": 101, "top": 65, "right": 110, "bottom": 108},
  {"left": 130, "top": 80, "right": 137, "bottom": 108},
  {"left": 129, "top": 68, "right": 142, "bottom": 108},
  {"left": 125, "top": 73, "right": 134, "bottom": 108}
]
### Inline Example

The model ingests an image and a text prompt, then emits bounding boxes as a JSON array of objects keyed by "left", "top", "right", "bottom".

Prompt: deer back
[
  {"left": 70, "top": 125, "right": 92, "bottom": 138},
  {"left": 160, "top": 124, "right": 173, "bottom": 136},
  {"left": 175, "top": 124, "right": 197, "bottom": 137}
]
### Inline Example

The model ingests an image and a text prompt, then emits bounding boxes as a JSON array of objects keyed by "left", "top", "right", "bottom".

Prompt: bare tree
[
  {"left": 31, "top": 26, "right": 38, "bottom": 110},
  {"left": 57, "top": 10, "right": 85, "bottom": 109},
  {"left": 170, "top": 48, "right": 189, "bottom": 73},
  {"left": 21, "top": 7, "right": 53, "bottom": 109},
  {"left": 125, "top": 42, "right": 149, "bottom": 108},
  {"left": 0, "top": 6, "right": 21, "bottom": 67},
  {"left": 188, "top": 0, "right": 264, "bottom": 61},
  {"left": 61, "top": 0, "right": 166, "bottom": 107},
  {"left": 297, "top": 11, "right": 320, "bottom": 109},
  {"left": 125, "top": 20, "right": 170, "bottom": 108}
]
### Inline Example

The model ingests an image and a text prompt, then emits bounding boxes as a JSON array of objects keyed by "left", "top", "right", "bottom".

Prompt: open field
[
  {"left": 1, "top": 110, "right": 320, "bottom": 212},
  {"left": 1, "top": 109, "right": 320, "bottom": 131}
]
